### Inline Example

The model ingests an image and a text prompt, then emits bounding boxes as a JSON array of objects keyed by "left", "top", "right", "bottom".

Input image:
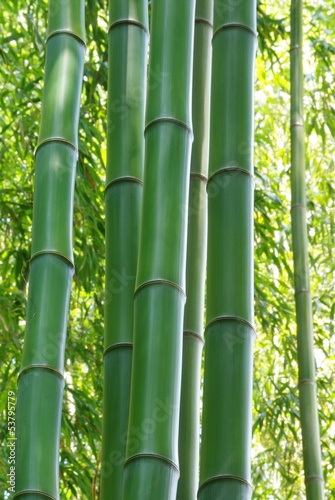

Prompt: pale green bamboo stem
[
  {"left": 177, "top": 0, "right": 213, "bottom": 498},
  {"left": 100, "top": 1, "right": 148, "bottom": 498},
  {"left": 199, "top": 0, "right": 257, "bottom": 498},
  {"left": 15, "top": 2, "right": 85, "bottom": 499},
  {"left": 290, "top": 0, "right": 324, "bottom": 497},
  {"left": 122, "top": 0, "right": 196, "bottom": 498}
]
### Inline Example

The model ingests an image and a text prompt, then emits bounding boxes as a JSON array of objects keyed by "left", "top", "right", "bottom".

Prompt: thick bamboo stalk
[
  {"left": 100, "top": 0, "right": 148, "bottom": 498},
  {"left": 290, "top": 1, "right": 324, "bottom": 498},
  {"left": 15, "top": 2, "right": 85, "bottom": 499},
  {"left": 122, "top": 0, "right": 196, "bottom": 498},
  {"left": 176, "top": 0, "right": 213, "bottom": 498},
  {"left": 198, "top": 1, "right": 257, "bottom": 499}
]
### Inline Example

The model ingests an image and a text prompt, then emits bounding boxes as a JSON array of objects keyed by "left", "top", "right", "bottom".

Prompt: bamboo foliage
[
  {"left": 15, "top": 1, "right": 85, "bottom": 499},
  {"left": 122, "top": 0, "right": 196, "bottom": 498},
  {"left": 100, "top": 0, "right": 148, "bottom": 498},
  {"left": 177, "top": 0, "right": 212, "bottom": 498},
  {"left": 290, "top": 0, "right": 324, "bottom": 498},
  {"left": 199, "top": 0, "right": 257, "bottom": 499}
]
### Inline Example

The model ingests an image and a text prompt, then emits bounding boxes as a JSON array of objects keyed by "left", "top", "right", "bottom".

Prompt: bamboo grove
[{"left": 8, "top": 0, "right": 330, "bottom": 498}]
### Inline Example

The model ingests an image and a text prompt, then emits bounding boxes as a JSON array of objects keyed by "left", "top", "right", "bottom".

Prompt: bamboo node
[
  {"left": 206, "top": 315, "right": 256, "bottom": 336},
  {"left": 104, "top": 176, "right": 143, "bottom": 194},
  {"left": 145, "top": 117, "right": 193, "bottom": 137},
  {"left": 18, "top": 364, "right": 65, "bottom": 381},
  {"left": 290, "top": 44, "right": 301, "bottom": 52},
  {"left": 294, "top": 289, "right": 310, "bottom": 296},
  {"left": 46, "top": 29, "right": 86, "bottom": 48},
  {"left": 183, "top": 330, "right": 204, "bottom": 344},
  {"left": 305, "top": 475, "right": 324, "bottom": 483},
  {"left": 198, "top": 474, "right": 253, "bottom": 493},
  {"left": 103, "top": 342, "right": 133, "bottom": 357},
  {"left": 190, "top": 172, "right": 208, "bottom": 182},
  {"left": 207, "top": 166, "right": 254, "bottom": 191},
  {"left": 134, "top": 279, "right": 186, "bottom": 298},
  {"left": 298, "top": 378, "right": 316, "bottom": 387},
  {"left": 195, "top": 17, "right": 213, "bottom": 28},
  {"left": 35, "top": 137, "right": 78, "bottom": 158},
  {"left": 213, "top": 22, "right": 257, "bottom": 41},
  {"left": 30, "top": 250, "right": 75, "bottom": 269},
  {"left": 291, "top": 204, "right": 306, "bottom": 210},
  {"left": 124, "top": 452, "right": 179, "bottom": 473},
  {"left": 290, "top": 122, "right": 304, "bottom": 128},
  {"left": 108, "top": 18, "right": 149, "bottom": 35},
  {"left": 13, "top": 490, "right": 57, "bottom": 500}
]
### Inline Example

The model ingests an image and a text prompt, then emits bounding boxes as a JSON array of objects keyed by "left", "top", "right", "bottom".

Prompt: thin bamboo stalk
[
  {"left": 100, "top": 0, "right": 148, "bottom": 498},
  {"left": 198, "top": 1, "right": 257, "bottom": 498},
  {"left": 177, "top": 0, "right": 213, "bottom": 498},
  {"left": 290, "top": 1, "right": 324, "bottom": 497},
  {"left": 122, "top": 0, "right": 196, "bottom": 497},
  {"left": 15, "top": 2, "right": 85, "bottom": 499}
]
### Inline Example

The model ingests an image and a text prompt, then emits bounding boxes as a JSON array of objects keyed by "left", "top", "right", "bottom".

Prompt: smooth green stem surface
[
  {"left": 100, "top": 1, "right": 148, "bottom": 497},
  {"left": 290, "top": 0, "right": 324, "bottom": 497},
  {"left": 123, "top": 0, "right": 196, "bottom": 497},
  {"left": 199, "top": 0, "right": 256, "bottom": 498},
  {"left": 177, "top": 1, "right": 213, "bottom": 498},
  {"left": 15, "top": 2, "right": 85, "bottom": 498}
]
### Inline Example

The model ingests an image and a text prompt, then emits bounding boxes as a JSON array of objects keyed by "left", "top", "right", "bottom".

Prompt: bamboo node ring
[
  {"left": 103, "top": 342, "right": 133, "bottom": 357},
  {"left": 213, "top": 22, "right": 257, "bottom": 40},
  {"left": 298, "top": 379, "right": 316, "bottom": 387},
  {"left": 13, "top": 490, "right": 57, "bottom": 500},
  {"left": 195, "top": 17, "right": 213, "bottom": 28},
  {"left": 145, "top": 117, "right": 193, "bottom": 137},
  {"left": 290, "top": 122, "right": 304, "bottom": 128},
  {"left": 291, "top": 204, "right": 306, "bottom": 210},
  {"left": 305, "top": 475, "right": 324, "bottom": 483},
  {"left": 105, "top": 176, "right": 143, "bottom": 194},
  {"left": 134, "top": 279, "right": 186, "bottom": 298},
  {"left": 198, "top": 474, "right": 253, "bottom": 492},
  {"left": 183, "top": 330, "right": 204, "bottom": 344},
  {"left": 18, "top": 364, "right": 65, "bottom": 381},
  {"left": 207, "top": 167, "right": 254, "bottom": 191},
  {"left": 35, "top": 137, "right": 78, "bottom": 158},
  {"left": 46, "top": 29, "right": 86, "bottom": 47},
  {"left": 30, "top": 250, "right": 75, "bottom": 269},
  {"left": 290, "top": 44, "right": 301, "bottom": 52},
  {"left": 190, "top": 172, "right": 208, "bottom": 182},
  {"left": 124, "top": 453, "right": 179, "bottom": 472},
  {"left": 294, "top": 289, "right": 310, "bottom": 296},
  {"left": 206, "top": 315, "right": 256, "bottom": 336},
  {"left": 108, "top": 18, "right": 149, "bottom": 35}
]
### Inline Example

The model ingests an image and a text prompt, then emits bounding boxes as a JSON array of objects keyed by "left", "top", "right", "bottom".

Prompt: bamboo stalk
[
  {"left": 15, "top": 2, "right": 85, "bottom": 499},
  {"left": 100, "top": 0, "right": 148, "bottom": 498},
  {"left": 177, "top": 0, "right": 213, "bottom": 498},
  {"left": 198, "top": 1, "right": 257, "bottom": 499},
  {"left": 122, "top": 0, "right": 196, "bottom": 497},
  {"left": 290, "top": 1, "right": 324, "bottom": 497}
]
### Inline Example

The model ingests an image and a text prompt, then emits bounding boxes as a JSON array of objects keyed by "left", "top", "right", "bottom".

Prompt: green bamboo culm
[
  {"left": 176, "top": 0, "right": 213, "bottom": 498},
  {"left": 290, "top": 1, "right": 324, "bottom": 498},
  {"left": 14, "top": 2, "right": 85, "bottom": 499},
  {"left": 198, "top": 0, "right": 257, "bottom": 499},
  {"left": 122, "top": 0, "right": 196, "bottom": 497},
  {"left": 100, "top": 0, "right": 148, "bottom": 498}
]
